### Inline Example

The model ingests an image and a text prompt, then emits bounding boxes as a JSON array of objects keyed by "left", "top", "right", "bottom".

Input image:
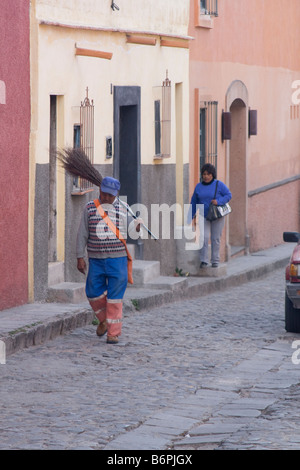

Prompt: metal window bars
[
  {"left": 161, "top": 72, "right": 171, "bottom": 158},
  {"left": 200, "top": 101, "right": 218, "bottom": 175},
  {"left": 154, "top": 71, "right": 171, "bottom": 159},
  {"left": 200, "top": 0, "right": 218, "bottom": 17},
  {"left": 77, "top": 87, "right": 94, "bottom": 192}
]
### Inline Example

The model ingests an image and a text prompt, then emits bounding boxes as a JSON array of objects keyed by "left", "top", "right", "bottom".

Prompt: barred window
[
  {"left": 154, "top": 72, "right": 171, "bottom": 159},
  {"left": 199, "top": 101, "right": 218, "bottom": 176},
  {"left": 154, "top": 100, "right": 161, "bottom": 156},
  {"left": 200, "top": 0, "right": 218, "bottom": 17},
  {"left": 72, "top": 88, "right": 94, "bottom": 193}
]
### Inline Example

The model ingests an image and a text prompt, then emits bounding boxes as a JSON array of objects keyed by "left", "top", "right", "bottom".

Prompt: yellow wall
[
  {"left": 29, "top": 0, "right": 190, "bottom": 285},
  {"left": 35, "top": 0, "right": 189, "bottom": 38},
  {"left": 34, "top": 26, "right": 189, "bottom": 166}
]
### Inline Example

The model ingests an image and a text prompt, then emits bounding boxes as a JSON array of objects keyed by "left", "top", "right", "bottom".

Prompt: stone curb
[
  {"left": 3, "top": 309, "right": 94, "bottom": 357},
  {"left": 126, "top": 256, "right": 289, "bottom": 311}
]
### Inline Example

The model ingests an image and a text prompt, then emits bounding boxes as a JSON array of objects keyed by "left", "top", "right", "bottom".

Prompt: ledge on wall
[{"left": 71, "top": 188, "right": 94, "bottom": 196}]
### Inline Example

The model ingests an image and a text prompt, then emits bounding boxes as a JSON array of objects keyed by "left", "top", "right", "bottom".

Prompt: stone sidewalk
[
  {"left": 103, "top": 338, "right": 295, "bottom": 450},
  {"left": 0, "top": 243, "right": 293, "bottom": 357}
]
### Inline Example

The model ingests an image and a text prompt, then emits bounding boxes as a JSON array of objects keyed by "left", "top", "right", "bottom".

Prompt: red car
[{"left": 284, "top": 231, "right": 300, "bottom": 332}]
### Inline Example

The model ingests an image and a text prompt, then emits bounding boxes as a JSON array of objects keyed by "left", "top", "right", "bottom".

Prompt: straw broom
[
  {"left": 56, "top": 147, "right": 102, "bottom": 187},
  {"left": 56, "top": 147, "right": 158, "bottom": 240}
]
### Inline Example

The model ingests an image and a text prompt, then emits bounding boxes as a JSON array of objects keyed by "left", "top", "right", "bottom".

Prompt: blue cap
[{"left": 100, "top": 176, "right": 120, "bottom": 196}]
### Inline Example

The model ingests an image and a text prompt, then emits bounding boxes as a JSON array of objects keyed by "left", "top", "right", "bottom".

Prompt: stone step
[
  {"left": 230, "top": 246, "right": 246, "bottom": 259},
  {"left": 194, "top": 264, "right": 227, "bottom": 277},
  {"left": 132, "top": 260, "right": 161, "bottom": 285},
  {"left": 47, "top": 259, "right": 189, "bottom": 303},
  {"left": 143, "top": 275, "right": 188, "bottom": 290},
  {"left": 47, "top": 282, "right": 86, "bottom": 303},
  {"left": 47, "top": 274, "right": 188, "bottom": 303},
  {"left": 47, "top": 259, "right": 162, "bottom": 303},
  {"left": 48, "top": 261, "right": 64, "bottom": 286}
]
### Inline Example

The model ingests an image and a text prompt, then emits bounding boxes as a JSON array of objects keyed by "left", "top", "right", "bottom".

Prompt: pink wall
[
  {"left": 248, "top": 181, "right": 300, "bottom": 252},
  {"left": 0, "top": 1, "right": 30, "bottom": 310},
  {"left": 191, "top": 0, "right": 300, "bottom": 71},
  {"left": 189, "top": 0, "right": 300, "bottom": 257}
]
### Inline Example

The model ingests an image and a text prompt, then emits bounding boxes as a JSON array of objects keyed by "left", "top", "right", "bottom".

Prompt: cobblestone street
[{"left": 1, "top": 268, "right": 300, "bottom": 450}]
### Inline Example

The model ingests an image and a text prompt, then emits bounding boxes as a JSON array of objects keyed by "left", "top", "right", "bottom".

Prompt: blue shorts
[{"left": 86, "top": 257, "right": 128, "bottom": 300}]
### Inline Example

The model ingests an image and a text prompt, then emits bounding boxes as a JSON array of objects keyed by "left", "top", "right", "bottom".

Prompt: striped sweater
[{"left": 76, "top": 199, "right": 132, "bottom": 259}]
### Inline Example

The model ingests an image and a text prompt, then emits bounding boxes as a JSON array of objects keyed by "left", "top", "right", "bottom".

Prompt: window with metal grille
[
  {"left": 154, "top": 100, "right": 161, "bottom": 155},
  {"left": 199, "top": 101, "right": 218, "bottom": 176},
  {"left": 72, "top": 124, "right": 81, "bottom": 190},
  {"left": 72, "top": 88, "right": 94, "bottom": 193},
  {"left": 200, "top": 0, "right": 218, "bottom": 16},
  {"left": 154, "top": 72, "right": 171, "bottom": 159}
]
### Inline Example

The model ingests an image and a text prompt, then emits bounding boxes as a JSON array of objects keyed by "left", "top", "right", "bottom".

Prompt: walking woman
[{"left": 190, "top": 164, "right": 232, "bottom": 268}]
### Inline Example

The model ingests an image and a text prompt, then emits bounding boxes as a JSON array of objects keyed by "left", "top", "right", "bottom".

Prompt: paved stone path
[{"left": 0, "top": 268, "right": 300, "bottom": 450}]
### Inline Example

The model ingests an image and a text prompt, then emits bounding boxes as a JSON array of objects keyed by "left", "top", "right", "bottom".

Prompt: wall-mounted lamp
[
  {"left": 111, "top": 1, "right": 119, "bottom": 11},
  {"left": 249, "top": 109, "right": 257, "bottom": 136},
  {"left": 222, "top": 111, "right": 231, "bottom": 141}
]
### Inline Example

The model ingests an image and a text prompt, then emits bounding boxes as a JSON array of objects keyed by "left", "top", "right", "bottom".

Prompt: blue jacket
[{"left": 189, "top": 179, "right": 232, "bottom": 220}]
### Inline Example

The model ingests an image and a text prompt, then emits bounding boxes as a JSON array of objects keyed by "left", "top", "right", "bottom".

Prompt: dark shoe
[
  {"left": 107, "top": 335, "right": 119, "bottom": 344},
  {"left": 200, "top": 262, "right": 208, "bottom": 268},
  {"left": 96, "top": 321, "right": 107, "bottom": 337},
  {"left": 212, "top": 263, "right": 219, "bottom": 268}
]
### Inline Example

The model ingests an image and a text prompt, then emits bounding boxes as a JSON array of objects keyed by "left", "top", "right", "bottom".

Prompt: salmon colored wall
[
  {"left": 0, "top": 1, "right": 30, "bottom": 310},
  {"left": 191, "top": 0, "right": 300, "bottom": 71},
  {"left": 190, "top": 60, "right": 300, "bottom": 188},
  {"left": 248, "top": 181, "right": 300, "bottom": 251},
  {"left": 189, "top": 0, "right": 300, "bottom": 257}
]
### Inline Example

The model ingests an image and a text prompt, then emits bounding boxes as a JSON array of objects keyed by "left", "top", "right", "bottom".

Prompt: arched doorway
[{"left": 225, "top": 81, "right": 249, "bottom": 258}]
